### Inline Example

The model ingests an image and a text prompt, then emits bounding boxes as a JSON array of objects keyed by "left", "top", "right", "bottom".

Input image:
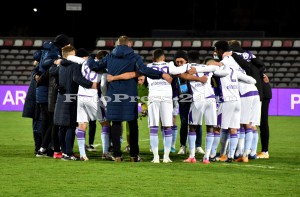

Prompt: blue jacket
[
  {"left": 34, "top": 41, "right": 61, "bottom": 103},
  {"left": 88, "top": 45, "right": 163, "bottom": 121}
]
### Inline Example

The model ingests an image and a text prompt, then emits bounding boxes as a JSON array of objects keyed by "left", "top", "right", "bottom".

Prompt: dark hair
[
  {"left": 96, "top": 50, "right": 108, "bottom": 60},
  {"left": 152, "top": 48, "right": 164, "bottom": 61},
  {"left": 187, "top": 50, "right": 200, "bottom": 63},
  {"left": 174, "top": 50, "right": 188, "bottom": 61},
  {"left": 214, "top": 40, "right": 229, "bottom": 52}
]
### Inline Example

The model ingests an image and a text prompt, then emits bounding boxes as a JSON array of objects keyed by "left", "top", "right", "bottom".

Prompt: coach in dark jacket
[
  {"left": 88, "top": 36, "right": 172, "bottom": 162},
  {"left": 54, "top": 54, "right": 96, "bottom": 158},
  {"left": 22, "top": 66, "right": 42, "bottom": 154}
]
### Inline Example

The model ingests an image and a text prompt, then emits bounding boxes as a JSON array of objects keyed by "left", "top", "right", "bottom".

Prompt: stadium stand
[{"left": 1, "top": 37, "right": 300, "bottom": 87}]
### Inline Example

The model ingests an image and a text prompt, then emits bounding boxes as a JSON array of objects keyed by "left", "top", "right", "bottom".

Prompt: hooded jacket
[{"left": 88, "top": 45, "right": 163, "bottom": 121}]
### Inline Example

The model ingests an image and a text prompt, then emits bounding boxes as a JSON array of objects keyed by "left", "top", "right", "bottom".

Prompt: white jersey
[
  {"left": 147, "top": 61, "right": 188, "bottom": 101},
  {"left": 214, "top": 56, "right": 256, "bottom": 102},
  {"left": 78, "top": 61, "right": 101, "bottom": 97},
  {"left": 189, "top": 64, "right": 216, "bottom": 102},
  {"left": 236, "top": 67, "right": 259, "bottom": 97},
  {"left": 67, "top": 55, "right": 101, "bottom": 97},
  {"left": 213, "top": 56, "right": 240, "bottom": 102}
]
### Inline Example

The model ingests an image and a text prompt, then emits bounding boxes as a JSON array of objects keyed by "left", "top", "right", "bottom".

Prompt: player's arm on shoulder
[
  {"left": 177, "top": 73, "right": 208, "bottom": 83},
  {"left": 237, "top": 72, "right": 256, "bottom": 84},
  {"left": 169, "top": 61, "right": 188, "bottom": 75},
  {"left": 106, "top": 72, "right": 138, "bottom": 82},
  {"left": 67, "top": 55, "right": 85, "bottom": 64}
]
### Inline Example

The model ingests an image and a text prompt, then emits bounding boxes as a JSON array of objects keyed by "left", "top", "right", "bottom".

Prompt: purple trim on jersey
[
  {"left": 240, "top": 91, "right": 259, "bottom": 97},
  {"left": 150, "top": 126, "right": 158, "bottom": 135},
  {"left": 206, "top": 94, "right": 215, "bottom": 99},
  {"left": 102, "top": 126, "right": 110, "bottom": 134},
  {"left": 164, "top": 128, "right": 172, "bottom": 137},
  {"left": 78, "top": 94, "right": 93, "bottom": 97},
  {"left": 217, "top": 113, "right": 222, "bottom": 128},
  {"left": 204, "top": 72, "right": 210, "bottom": 76}
]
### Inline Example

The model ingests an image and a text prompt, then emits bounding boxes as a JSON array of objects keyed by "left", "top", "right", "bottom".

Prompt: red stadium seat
[
  {"left": 182, "top": 40, "right": 192, "bottom": 48},
  {"left": 282, "top": 40, "right": 293, "bottom": 47},
  {"left": 4, "top": 39, "right": 13, "bottom": 46},
  {"left": 106, "top": 40, "right": 115, "bottom": 47},
  {"left": 202, "top": 40, "right": 212, "bottom": 48},
  {"left": 23, "top": 40, "right": 33, "bottom": 47},
  {"left": 262, "top": 40, "right": 272, "bottom": 47},
  {"left": 143, "top": 40, "right": 153, "bottom": 47},
  {"left": 162, "top": 40, "right": 172, "bottom": 48},
  {"left": 242, "top": 40, "right": 252, "bottom": 48}
]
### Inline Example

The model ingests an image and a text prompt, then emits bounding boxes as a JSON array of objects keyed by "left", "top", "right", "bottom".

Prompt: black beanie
[
  {"left": 54, "top": 34, "right": 71, "bottom": 48},
  {"left": 76, "top": 48, "right": 89, "bottom": 57},
  {"left": 174, "top": 50, "right": 188, "bottom": 61}
]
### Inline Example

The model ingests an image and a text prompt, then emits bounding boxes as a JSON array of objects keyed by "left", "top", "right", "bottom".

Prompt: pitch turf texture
[{"left": 0, "top": 112, "right": 299, "bottom": 196}]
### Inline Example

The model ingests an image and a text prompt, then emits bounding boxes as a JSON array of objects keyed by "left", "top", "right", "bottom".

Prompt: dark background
[{"left": 0, "top": 0, "right": 298, "bottom": 50}]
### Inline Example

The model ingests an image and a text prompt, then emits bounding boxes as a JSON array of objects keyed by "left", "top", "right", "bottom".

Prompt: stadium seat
[
  {"left": 282, "top": 40, "right": 293, "bottom": 47},
  {"left": 242, "top": 40, "right": 251, "bottom": 48},
  {"left": 14, "top": 39, "right": 23, "bottom": 47},
  {"left": 202, "top": 40, "right": 212, "bottom": 48},
  {"left": 105, "top": 40, "right": 115, "bottom": 47},
  {"left": 4, "top": 39, "right": 13, "bottom": 46},
  {"left": 272, "top": 40, "right": 282, "bottom": 47},
  {"left": 293, "top": 40, "right": 300, "bottom": 47},
  {"left": 285, "top": 73, "right": 295, "bottom": 78},
  {"left": 162, "top": 40, "right": 172, "bottom": 48},
  {"left": 20, "top": 49, "right": 29, "bottom": 54},
  {"left": 143, "top": 40, "right": 153, "bottom": 47},
  {"left": 23, "top": 40, "right": 33, "bottom": 47},
  {"left": 172, "top": 40, "right": 181, "bottom": 48},
  {"left": 153, "top": 41, "right": 162, "bottom": 47},
  {"left": 133, "top": 40, "right": 143, "bottom": 47},
  {"left": 192, "top": 40, "right": 201, "bottom": 47},
  {"left": 0, "top": 49, "right": 9, "bottom": 54},
  {"left": 182, "top": 40, "right": 192, "bottom": 48},
  {"left": 262, "top": 40, "right": 272, "bottom": 47},
  {"left": 252, "top": 40, "right": 261, "bottom": 47},
  {"left": 277, "top": 83, "right": 288, "bottom": 87},
  {"left": 278, "top": 50, "right": 288, "bottom": 55},
  {"left": 289, "top": 50, "right": 299, "bottom": 55},
  {"left": 96, "top": 40, "right": 106, "bottom": 47},
  {"left": 33, "top": 40, "right": 43, "bottom": 47},
  {"left": 269, "top": 50, "right": 278, "bottom": 55}
]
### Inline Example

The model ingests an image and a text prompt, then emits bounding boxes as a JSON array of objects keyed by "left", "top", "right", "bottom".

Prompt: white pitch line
[{"left": 222, "top": 163, "right": 300, "bottom": 171}]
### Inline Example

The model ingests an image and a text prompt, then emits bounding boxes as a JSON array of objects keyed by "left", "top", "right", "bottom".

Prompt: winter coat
[
  {"left": 54, "top": 59, "right": 93, "bottom": 127},
  {"left": 22, "top": 69, "right": 38, "bottom": 119},
  {"left": 34, "top": 41, "right": 61, "bottom": 104},
  {"left": 88, "top": 45, "right": 163, "bottom": 121}
]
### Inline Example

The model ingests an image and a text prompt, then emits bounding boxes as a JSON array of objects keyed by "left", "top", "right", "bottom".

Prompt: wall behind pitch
[{"left": 0, "top": 85, "right": 299, "bottom": 116}]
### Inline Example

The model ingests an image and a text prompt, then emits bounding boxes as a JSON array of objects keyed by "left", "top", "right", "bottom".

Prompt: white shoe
[
  {"left": 177, "top": 146, "right": 186, "bottom": 154},
  {"left": 80, "top": 156, "right": 89, "bottom": 161},
  {"left": 163, "top": 157, "right": 172, "bottom": 163},
  {"left": 151, "top": 157, "right": 160, "bottom": 163},
  {"left": 196, "top": 147, "right": 205, "bottom": 154}
]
